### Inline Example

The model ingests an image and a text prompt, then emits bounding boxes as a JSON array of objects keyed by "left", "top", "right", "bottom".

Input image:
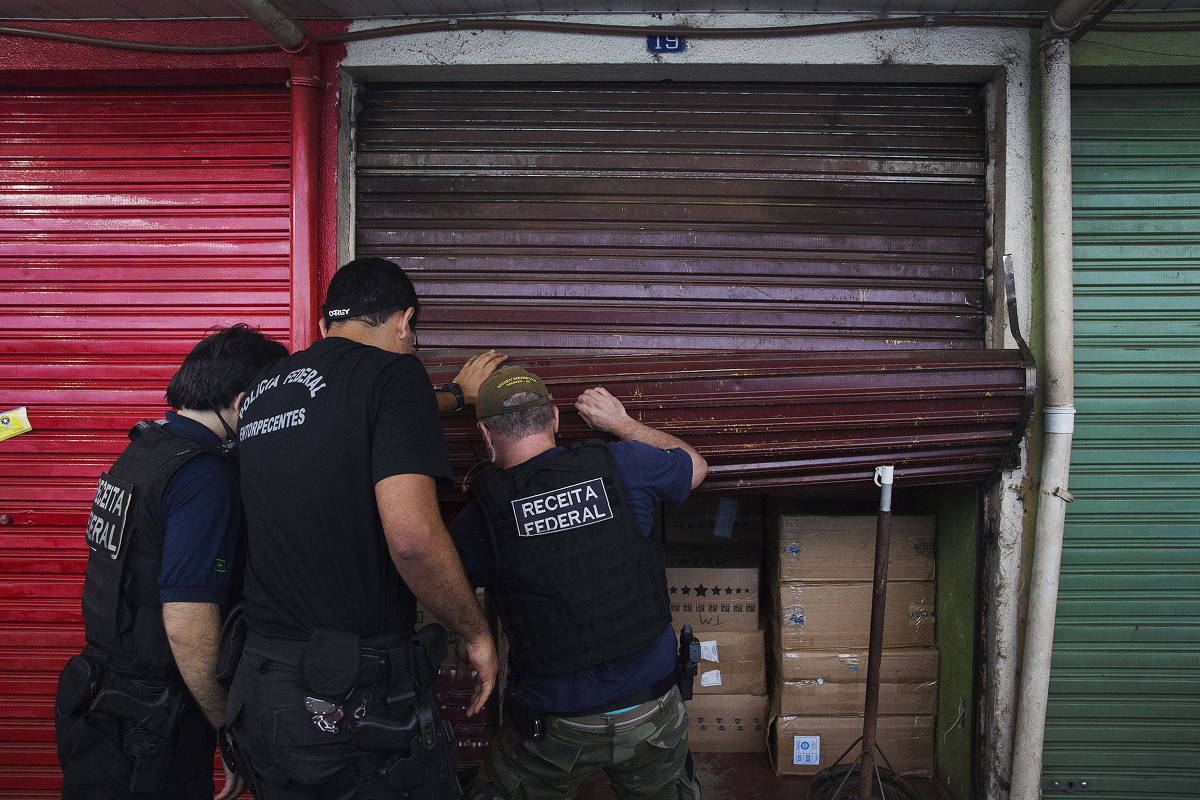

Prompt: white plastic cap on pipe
[
  {"left": 873, "top": 465, "right": 894, "bottom": 486},
  {"left": 1044, "top": 406, "right": 1076, "bottom": 435}
]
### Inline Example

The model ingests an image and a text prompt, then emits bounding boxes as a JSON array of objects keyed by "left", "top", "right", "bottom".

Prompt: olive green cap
[{"left": 476, "top": 366, "right": 552, "bottom": 420}]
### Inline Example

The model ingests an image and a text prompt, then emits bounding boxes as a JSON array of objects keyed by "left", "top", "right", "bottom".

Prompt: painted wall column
[
  {"left": 1010, "top": 30, "right": 1078, "bottom": 800},
  {"left": 289, "top": 48, "right": 322, "bottom": 352}
]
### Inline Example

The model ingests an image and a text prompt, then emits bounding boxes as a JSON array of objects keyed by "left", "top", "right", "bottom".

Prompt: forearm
[
  {"left": 162, "top": 602, "right": 227, "bottom": 730},
  {"left": 610, "top": 415, "right": 688, "bottom": 451},
  {"left": 576, "top": 386, "right": 708, "bottom": 489},
  {"left": 391, "top": 533, "right": 490, "bottom": 643},
  {"left": 377, "top": 473, "right": 490, "bottom": 643}
]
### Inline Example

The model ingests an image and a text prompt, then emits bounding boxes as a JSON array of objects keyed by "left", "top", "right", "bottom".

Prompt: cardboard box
[
  {"left": 667, "top": 546, "right": 760, "bottom": 632},
  {"left": 772, "top": 581, "right": 934, "bottom": 650},
  {"left": 686, "top": 694, "right": 769, "bottom": 753},
  {"left": 665, "top": 495, "right": 765, "bottom": 545},
  {"left": 770, "top": 710, "right": 934, "bottom": 776},
  {"left": 774, "top": 674, "right": 937, "bottom": 716},
  {"left": 775, "top": 647, "right": 939, "bottom": 684},
  {"left": 694, "top": 630, "right": 766, "bottom": 696},
  {"left": 772, "top": 514, "right": 935, "bottom": 582}
]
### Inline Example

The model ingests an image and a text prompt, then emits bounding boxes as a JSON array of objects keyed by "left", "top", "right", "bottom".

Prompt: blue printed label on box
[{"left": 793, "top": 735, "right": 821, "bottom": 766}]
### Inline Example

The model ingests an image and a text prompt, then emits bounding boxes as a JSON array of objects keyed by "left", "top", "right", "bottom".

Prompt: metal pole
[
  {"left": 288, "top": 50, "right": 322, "bottom": 352},
  {"left": 860, "top": 465, "right": 894, "bottom": 800}
]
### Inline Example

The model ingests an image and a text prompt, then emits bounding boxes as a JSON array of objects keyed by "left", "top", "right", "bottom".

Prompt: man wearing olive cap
[{"left": 450, "top": 366, "right": 708, "bottom": 799}]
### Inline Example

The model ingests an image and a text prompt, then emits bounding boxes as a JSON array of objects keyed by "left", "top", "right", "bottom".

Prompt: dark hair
[
  {"left": 481, "top": 392, "right": 556, "bottom": 440},
  {"left": 165, "top": 324, "right": 288, "bottom": 411},
  {"left": 322, "top": 257, "right": 420, "bottom": 327}
]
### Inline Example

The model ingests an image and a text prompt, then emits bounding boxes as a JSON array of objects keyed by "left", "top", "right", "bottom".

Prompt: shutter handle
[{"left": 0, "top": 514, "right": 11, "bottom": 525}]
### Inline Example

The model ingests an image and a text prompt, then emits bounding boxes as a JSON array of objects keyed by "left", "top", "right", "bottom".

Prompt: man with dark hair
[
  {"left": 55, "top": 324, "right": 287, "bottom": 800},
  {"left": 450, "top": 366, "right": 707, "bottom": 800},
  {"left": 227, "top": 257, "right": 501, "bottom": 798}
]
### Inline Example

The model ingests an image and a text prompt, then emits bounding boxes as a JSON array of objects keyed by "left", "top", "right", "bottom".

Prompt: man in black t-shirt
[{"left": 228, "top": 258, "right": 499, "bottom": 798}]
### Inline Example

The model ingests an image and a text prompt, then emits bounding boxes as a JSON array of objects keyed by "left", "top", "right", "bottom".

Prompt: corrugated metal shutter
[
  {"left": 427, "top": 349, "right": 1033, "bottom": 492},
  {"left": 1043, "top": 86, "right": 1200, "bottom": 798},
  {"left": 0, "top": 88, "right": 291, "bottom": 797},
  {"left": 354, "top": 82, "right": 987, "bottom": 357}
]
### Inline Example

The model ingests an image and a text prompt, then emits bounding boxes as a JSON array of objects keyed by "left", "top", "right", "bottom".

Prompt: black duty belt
[{"left": 245, "top": 630, "right": 394, "bottom": 686}]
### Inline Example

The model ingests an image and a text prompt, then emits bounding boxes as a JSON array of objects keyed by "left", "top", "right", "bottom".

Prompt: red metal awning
[{"left": 428, "top": 348, "right": 1034, "bottom": 492}]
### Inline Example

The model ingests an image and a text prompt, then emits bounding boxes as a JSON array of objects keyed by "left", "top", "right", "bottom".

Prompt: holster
[
  {"left": 91, "top": 683, "right": 184, "bottom": 794},
  {"left": 55, "top": 653, "right": 99, "bottom": 719},
  {"left": 676, "top": 624, "right": 700, "bottom": 702},
  {"left": 366, "top": 694, "right": 460, "bottom": 799},
  {"left": 354, "top": 625, "right": 459, "bottom": 798},
  {"left": 215, "top": 603, "right": 247, "bottom": 688}
]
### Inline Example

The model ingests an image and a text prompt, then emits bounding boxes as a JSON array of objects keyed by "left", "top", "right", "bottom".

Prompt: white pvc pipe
[{"left": 1010, "top": 30, "right": 1078, "bottom": 800}]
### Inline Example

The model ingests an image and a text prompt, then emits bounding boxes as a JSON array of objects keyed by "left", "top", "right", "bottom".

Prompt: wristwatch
[{"left": 438, "top": 382, "right": 465, "bottom": 412}]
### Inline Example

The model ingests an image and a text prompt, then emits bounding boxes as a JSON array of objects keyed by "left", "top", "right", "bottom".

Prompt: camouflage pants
[{"left": 469, "top": 686, "right": 701, "bottom": 800}]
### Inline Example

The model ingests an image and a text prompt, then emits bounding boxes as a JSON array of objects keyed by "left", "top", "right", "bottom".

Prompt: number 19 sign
[{"left": 647, "top": 35, "right": 686, "bottom": 53}]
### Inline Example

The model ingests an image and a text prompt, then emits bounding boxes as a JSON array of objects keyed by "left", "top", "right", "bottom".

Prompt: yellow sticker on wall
[{"left": 0, "top": 407, "right": 32, "bottom": 442}]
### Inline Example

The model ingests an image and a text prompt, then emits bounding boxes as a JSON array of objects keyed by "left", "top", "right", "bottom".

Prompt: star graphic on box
[
  {"left": 670, "top": 586, "right": 677, "bottom": 594},
  {"left": 725, "top": 587, "right": 733, "bottom": 595},
  {"left": 695, "top": 585, "right": 708, "bottom": 597},
  {"left": 681, "top": 586, "right": 691, "bottom": 595}
]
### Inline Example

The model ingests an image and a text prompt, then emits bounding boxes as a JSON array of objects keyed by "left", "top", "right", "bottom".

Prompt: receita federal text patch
[{"left": 511, "top": 478, "right": 612, "bottom": 537}]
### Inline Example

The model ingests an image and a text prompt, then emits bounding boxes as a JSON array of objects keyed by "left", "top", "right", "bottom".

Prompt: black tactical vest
[
  {"left": 470, "top": 442, "right": 672, "bottom": 677},
  {"left": 81, "top": 420, "right": 223, "bottom": 678}
]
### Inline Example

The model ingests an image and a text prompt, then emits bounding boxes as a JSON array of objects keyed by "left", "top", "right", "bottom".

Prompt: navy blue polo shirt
[
  {"left": 156, "top": 411, "right": 241, "bottom": 606},
  {"left": 450, "top": 440, "right": 693, "bottom": 714}
]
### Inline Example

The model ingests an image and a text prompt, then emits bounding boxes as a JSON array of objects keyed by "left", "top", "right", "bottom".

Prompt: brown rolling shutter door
[{"left": 354, "top": 82, "right": 986, "bottom": 357}]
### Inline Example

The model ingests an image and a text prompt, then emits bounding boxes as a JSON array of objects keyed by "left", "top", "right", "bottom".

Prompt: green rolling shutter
[{"left": 1043, "top": 86, "right": 1200, "bottom": 799}]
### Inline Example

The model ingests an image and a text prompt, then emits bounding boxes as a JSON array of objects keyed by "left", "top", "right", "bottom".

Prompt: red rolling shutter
[{"left": 0, "top": 87, "right": 291, "bottom": 797}]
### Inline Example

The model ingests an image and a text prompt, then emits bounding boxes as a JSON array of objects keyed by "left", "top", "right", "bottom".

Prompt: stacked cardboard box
[
  {"left": 665, "top": 526, "right": 768, "bottom": 754},
  {"left": 666, "top": 544, "right": 760, "bottom": 634},
  {"left": 767, "top": 514, "right": 938, "bottom": 777}
]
